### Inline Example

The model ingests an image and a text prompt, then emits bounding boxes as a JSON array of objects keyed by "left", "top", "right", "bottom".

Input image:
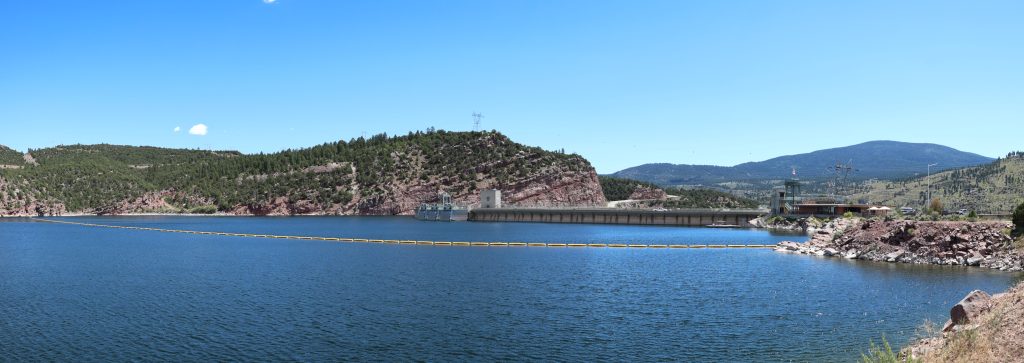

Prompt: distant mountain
[{"left": 612, "top": 141, "right": 995, "bottom": 186}]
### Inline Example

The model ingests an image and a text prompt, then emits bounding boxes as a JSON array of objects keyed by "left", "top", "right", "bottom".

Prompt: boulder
[
  {"left": 944, "top": 290, "right": 992, "bottom": 332},
  {"left": 885, "top": 250, "right": 905, "bottom": 262},
  {"left": 777, "top": 241, "right": 802, "bottom": 251}
]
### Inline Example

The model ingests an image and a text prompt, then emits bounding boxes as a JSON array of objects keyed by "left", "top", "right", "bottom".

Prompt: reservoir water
[{"left": 1, "top": 216, "right": 1019, "bottom": 361}]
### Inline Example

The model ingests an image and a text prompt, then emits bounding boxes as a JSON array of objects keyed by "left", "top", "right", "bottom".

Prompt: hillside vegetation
[
  {"left": 599, "top": 176, "right": 662, "bottom": 201},
  {"left": 852, "top": 152, "right": 1024, "bottom": 214},
  {"left": 600, "top": 176, "right": 759, "bottom": 209},
  {"left": 0, "top": 130, "right": 606, "bottom": 216},
  {"left": 661, "top": 187, "right": 760, "bottom": 209},
  {"left": 0, "top": 145, "right": 23, "bottom": 166}
]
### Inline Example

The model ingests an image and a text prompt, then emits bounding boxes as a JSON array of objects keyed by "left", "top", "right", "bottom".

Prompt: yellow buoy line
[{"left": 31, "top": 218, "right": 776, "bottom": 249}]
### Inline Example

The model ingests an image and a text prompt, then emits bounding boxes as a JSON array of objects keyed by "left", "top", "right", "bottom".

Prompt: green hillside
[
  {"left": 1, "top": 130, "right": 600, "bottom": 215},
  {"left": 661, "top": 187, "right": 760, "bottom": 209},
  {"left": 852, "top": 152, "right": 1024, "bottom": 214},
  {"left": 598, "top": 176, "right": 660, "bottom": 201},
  {"left": 0, "top": 145, "right": 23, "bottom": 165},
  {"left": 600, "top": 176, "right": 759, "bottom": 209}
]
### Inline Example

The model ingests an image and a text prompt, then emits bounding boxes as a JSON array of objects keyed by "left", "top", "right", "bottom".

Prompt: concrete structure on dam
[{"left": 468, "top": 208, "right": 767, "bottom": 227}]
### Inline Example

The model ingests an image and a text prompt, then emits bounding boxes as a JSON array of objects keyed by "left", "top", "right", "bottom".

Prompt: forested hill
[
  {"left": 0, "top": 145, "right": 24, "bottom": 166},
  {"left": 599, "top": 176, "right": 759, "bottom": 209},
  {"left": 0, "top": 131, "right": 606, "bottom": 216}
]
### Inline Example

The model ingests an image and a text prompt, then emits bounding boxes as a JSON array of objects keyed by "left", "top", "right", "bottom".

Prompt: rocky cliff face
[
  {"left": 94, "top": 190, "right": 215, "bottom": 215},
  {"left": 776, "top": 218, "right": 1023, "bottom": 271},
  {"left": 69, "top": 160, "right": 606, "bottom": 217},
  {"left": 627, "top": 185, "right": 667, "bottom": 201},
  {"left": 345, "top": 154, "right": 606, "bottom": 216},
  {"left": 0, "top": 176, "right": 66, "bottom": 217}
]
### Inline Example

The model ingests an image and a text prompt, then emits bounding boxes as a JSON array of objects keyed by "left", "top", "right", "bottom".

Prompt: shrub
[
  {"left": 860, "top": 335, "right": 917, "bottom": 363},
  {"left": 1013, "top": 202, "right": 1024, "bottom": 236},
  {"left": 842, "top": 211, "right": 855, "bottom": 219},
  {"left": 189, "top": 205, "right": 218, "bottom": 214},
  {"left": 929, "top": 198, "right": 943, "bottom": 215}
]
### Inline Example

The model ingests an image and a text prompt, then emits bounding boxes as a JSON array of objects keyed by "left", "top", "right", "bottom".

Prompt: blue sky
[{"left": 1, "top": 0, "right": 1021, "bottom": 173}]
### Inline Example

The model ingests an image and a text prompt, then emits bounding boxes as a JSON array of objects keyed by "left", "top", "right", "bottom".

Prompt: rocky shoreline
[
  {"left": 902, "top": 281, "right": 1024, "bottom": 361},
  {"left": 774, "top": 218, "right": 1024, "bottom": 272},
  {"left": 772, "top": 217, "right": 1024, "bottom": 360}
]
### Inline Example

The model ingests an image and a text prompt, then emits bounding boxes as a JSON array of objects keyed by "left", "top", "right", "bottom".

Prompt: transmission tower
[
  {"left": 472, "top": 112, "right": 484, "bottom": 131},
  {"left": 826, "top": 160, "right": 857, "bottom": 201}
]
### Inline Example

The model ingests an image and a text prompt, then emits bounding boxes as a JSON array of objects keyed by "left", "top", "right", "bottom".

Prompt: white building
[{"left": 480, "top": 189, "right": 501, "bottom": 208}]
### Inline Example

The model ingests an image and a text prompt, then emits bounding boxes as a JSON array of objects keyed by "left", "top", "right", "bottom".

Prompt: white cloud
[
  {"left": 263, "top": 0, "right": 277, "bottom": 3},
  {"left": 173, "top": 126, "right": 181, "bottom": 133},
  {"left": 188, "top": 124, "right": 208, "bottom": 136}
]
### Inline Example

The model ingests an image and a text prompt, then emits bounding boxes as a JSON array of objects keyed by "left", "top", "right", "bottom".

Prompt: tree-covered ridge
[
  {"left": 599, "top": 176, "right": 660, "bottom": 201},
  {"left": 0, "top": 145, "right": 23, "bottom": 165},
  {"left": 0, "top": 130, "right": 597, "bottom": 214},
  {"left": 600, "top": 176, "right": 759, "bottom": 209},
  {"left": 660, "top": 187, "right": 760, "bottom": 209},
  {"left": 139, "top": 130, "right": 589, "bottom": 211},
  {"left": 29, "top": 144, "right": 241, "bottom": 166}
]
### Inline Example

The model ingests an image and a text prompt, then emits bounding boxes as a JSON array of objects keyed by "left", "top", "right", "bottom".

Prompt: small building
[
  {"left": 793, "top": 202, "right": 871, "bottom": 216},
  {"left": 480, "top": 189, "right": 501, "bottom": 209}
]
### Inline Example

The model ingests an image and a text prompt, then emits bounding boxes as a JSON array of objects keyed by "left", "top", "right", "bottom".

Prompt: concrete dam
[{"left": 468, "top": 208, "right": 767, "bottom": 227}]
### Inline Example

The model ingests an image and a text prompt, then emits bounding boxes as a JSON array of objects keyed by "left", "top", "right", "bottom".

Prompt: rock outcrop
[
  {"left": 348, "top": 161, "right": 606, "bottom": 216},
  {"left": 946, "top": 290, "right": 993, "bottom": 332},
  {"left": 94, "top": 190, "right": 216, "bottom": 215},
  {"left": 627, "top": 185, "right": 667, "bottom": 201},
  {"left": 775, "top": 218, "right": 1024, "bottom": 271},
  {"left": 905, "top": 284, "right": 1024, "bottom": 362},
  {"left": 0, "top": 176, "right": 67, "bottom": 217}
]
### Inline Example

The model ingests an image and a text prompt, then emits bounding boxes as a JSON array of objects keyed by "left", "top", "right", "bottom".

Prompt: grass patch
[
  {"left": 915, "top": 319, "right": 940, "bottom": 340},
  {"left": 861, "top": 335, "right": 917, "bottom": 363}
]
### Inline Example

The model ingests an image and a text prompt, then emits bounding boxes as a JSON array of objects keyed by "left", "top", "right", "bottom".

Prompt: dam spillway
[{"left": 468, "top": 208, "right": 767, "bottom": 227}]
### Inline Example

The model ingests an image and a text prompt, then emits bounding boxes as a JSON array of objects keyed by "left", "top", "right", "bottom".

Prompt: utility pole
[{"left": 927, "top": 163, "right": 938, "bottom": 209}]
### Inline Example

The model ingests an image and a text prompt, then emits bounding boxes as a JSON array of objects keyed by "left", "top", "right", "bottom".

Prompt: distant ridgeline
[
  {"left": 612, "top": 141, "right": 994, "bottom": 186},
  {"left": 599, "top": 176, "right": 759, "bottom": 209},
  {"left": 0, "top": 131, "right": 607, "bottom": 216},
  {"left": 852, "top": 151, "right": 1024, "bottom": 214}
]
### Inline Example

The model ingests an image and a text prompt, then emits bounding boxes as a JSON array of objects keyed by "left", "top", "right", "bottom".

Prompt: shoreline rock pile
[{"left": 775, "top": 218, "right": 1024, "bottom": 271}]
